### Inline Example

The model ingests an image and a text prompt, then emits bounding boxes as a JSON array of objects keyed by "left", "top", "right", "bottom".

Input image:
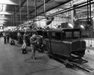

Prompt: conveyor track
[{"left": 49, "top": 54, "right": 94, "bottom": 73}]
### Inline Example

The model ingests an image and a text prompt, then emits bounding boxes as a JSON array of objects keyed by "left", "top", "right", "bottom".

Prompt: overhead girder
[
  {"left": 46, "top": 0, "right": 93, "bottom": 17},
  {"left": 3, "top": 0, "right": 27, "bottom": 26},
  {"left": 14, "top": 0, "right": 27, "bottom": 16},
  {"left": 0, "top": 11, "right": 29, "bottom": 15},
  {"left": 5, "top": 17, "right": 28, "bottom": 21},
  {"left": 6, "top": 5, "right": 34, "bottom": 13},
  {"left": 32, "top": 0, "right": 72, "bottom": 19},
  {"left": 5, "top": 0, "right": 92, "bottom": 26},
  {"left": 6, "top": 20, "right": 26, "bottom": 23},
  {"left": 28, "top": 0, "right": 51, "bottom": 15},
  {"left": 4, "top": 0, "right": 71, "bottom": 26}
]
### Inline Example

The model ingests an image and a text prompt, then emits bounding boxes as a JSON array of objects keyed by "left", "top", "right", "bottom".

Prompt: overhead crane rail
[
  {"left": 32, "top": 0, "right": 72, "bottom": 19},
  {"left": 49, "top": 0, "right": 93, "bottom": 17},
  {"left": 50, "top": 54, "right": 94, "bottom": 73}
]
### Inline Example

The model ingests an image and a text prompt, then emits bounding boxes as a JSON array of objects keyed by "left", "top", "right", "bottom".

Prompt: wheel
[
  {"left": 48, "top": 53, "right": 53, "bottom": 58},
  {"left": 65, "top": 63, "right": 74, "bottom": 68},
  {"left": 22, "top": 49, "right": 27, "bottom": 54}
]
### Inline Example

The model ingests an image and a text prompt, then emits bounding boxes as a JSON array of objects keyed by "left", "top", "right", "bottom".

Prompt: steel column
[
  {"left": 19, "top": 0, "right": 22, "bottom": 24},
  {"left": 14, "top": 0, "right": 27, "bottom": 16},
  {"left": 43, "top": 0, "right": 46, "bottom": 17},
  {"left": 27, "top": 0, "right": 29, "bottom": 21}
]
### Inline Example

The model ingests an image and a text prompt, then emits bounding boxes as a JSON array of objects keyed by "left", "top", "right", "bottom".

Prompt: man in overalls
[{"left": 30, "top": 31, "right": 43, "bottom": 60}]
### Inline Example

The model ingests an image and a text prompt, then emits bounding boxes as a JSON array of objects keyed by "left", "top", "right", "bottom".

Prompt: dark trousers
[
  {"left": 7, "top": 37, "right": 9, "bottom": 43},
  {"left": 4, "top": 37, "right": 6, "bottom": 44},
  {"left": 18, "top": 37, "right": 22, "bottom": 44}
]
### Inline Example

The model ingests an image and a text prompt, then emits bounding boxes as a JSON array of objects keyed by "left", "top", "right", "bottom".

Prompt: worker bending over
[{"left": 30, "top": 31, "right": 43, "bottom": 60}]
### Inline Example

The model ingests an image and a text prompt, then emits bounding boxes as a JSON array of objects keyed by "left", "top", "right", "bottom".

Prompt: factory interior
[{"left": 0, "top": 0, "right": 94, "bottom": 75}]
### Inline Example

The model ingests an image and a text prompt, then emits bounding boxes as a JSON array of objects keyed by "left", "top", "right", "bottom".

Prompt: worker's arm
[{"left": 30, "top": 35, "right": 37, "bottom": 44}]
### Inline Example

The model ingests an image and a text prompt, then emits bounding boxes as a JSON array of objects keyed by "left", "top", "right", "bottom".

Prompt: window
[
  {"left": 51, "top": 32, "right": 61, "bottom": 40},
  {"left": 65, "top": 32, "right": 72, "bottom": 39},
  {"left": 74, "top": 31, "right": 80, "bottom": 38}
]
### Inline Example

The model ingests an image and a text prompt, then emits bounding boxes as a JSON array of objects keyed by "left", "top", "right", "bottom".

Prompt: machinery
[
  {"left": 9, "top": 28, "right": 86, "bottom": 59},
  {"left": 37, "top": 28, "right": 86, "bottom": 62},
  {"left": 37, "top": 28, "right": 94, "bottom": 72}
]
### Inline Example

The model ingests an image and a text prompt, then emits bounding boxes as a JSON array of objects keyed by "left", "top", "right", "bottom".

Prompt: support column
[
  {"left": 19, "top": 0, "right": 22, "bottom": 25},
  {"left": 70, "top": 1, "right": 74, "bottom": 26},
  {"left": 34, "top": 0, "right": 37, "bottom": 18},
  {"left": 34, "top": 0, "right": 37, "bottom": 28},
  {"left": 43, "top": 0, "right": 46, "bottom": 17},
  {"left": 13, "top": 13, "right": 14, "bottom": 26},
  {"left": 27, "top": 0, "right": 29, "bottom": 23}
]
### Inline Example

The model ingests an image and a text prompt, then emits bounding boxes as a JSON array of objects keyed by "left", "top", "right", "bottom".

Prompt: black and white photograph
[{"left": 0, "top": 0, "right": 94, "bottom": 75}]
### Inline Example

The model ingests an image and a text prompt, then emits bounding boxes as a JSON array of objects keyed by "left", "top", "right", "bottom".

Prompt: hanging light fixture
[
  {"left": 68, "top": 23, "right": 74, "bottom": 28},
  {"left": 80, "top": 25, "right": 85, "bottom": 29}
]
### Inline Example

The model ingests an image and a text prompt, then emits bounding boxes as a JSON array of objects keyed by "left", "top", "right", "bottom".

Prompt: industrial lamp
[
  {"left": 80, "top": 25, "right": 85, "bottom": 29},
  {"left": 68, "top": 23, "right": 74, "bottom": 28}
]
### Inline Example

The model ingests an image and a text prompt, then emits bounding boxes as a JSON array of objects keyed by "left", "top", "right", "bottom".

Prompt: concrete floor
[{"left": 0, "top": 37, "right": 94, "bottom": 75}]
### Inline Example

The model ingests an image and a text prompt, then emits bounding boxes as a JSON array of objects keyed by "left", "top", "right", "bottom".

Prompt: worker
[
  {"left": 22, "top": 31, "right": 28, "bottom": 54},
  {"left": 23, "top": 31, "right": 30, "bottom": 46},
  {"left": 3, "top": 32, "right": 6, "bottom": 44},
  {"left": 21, "top": 39, "right": 27, "bottom": 54},
  {"left": 17, "top": 32, "right": 21, "bottom": 44},
  {"left": 30, "top": 31, "right": 42, "bottom": 60},
  {"left": 6, "top": 32, "right": 10, "bottom": 43}
]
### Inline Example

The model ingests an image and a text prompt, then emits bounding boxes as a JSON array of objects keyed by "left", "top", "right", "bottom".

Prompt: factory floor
[{"left": 0, "top": 37, "right": 94, "bottom": 75}]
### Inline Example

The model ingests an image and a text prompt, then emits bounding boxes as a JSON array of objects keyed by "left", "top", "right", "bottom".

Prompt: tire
[{"left": 48, "top": 53, "right": 53, "bottom": 58}]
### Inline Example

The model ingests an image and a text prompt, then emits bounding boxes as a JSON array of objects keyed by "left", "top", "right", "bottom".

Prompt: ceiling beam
[
  {"left": 51, "top": 0, "right": 94, "bottom": 17},
  {"left": 28, "top": 0, "right": 51, "bottom": 15},
  {"left": 32, "top": 0, "right": 71, "bottom": 18},
  {"left": 14, "top": 0, "right": 27, "bottom": 15}
]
